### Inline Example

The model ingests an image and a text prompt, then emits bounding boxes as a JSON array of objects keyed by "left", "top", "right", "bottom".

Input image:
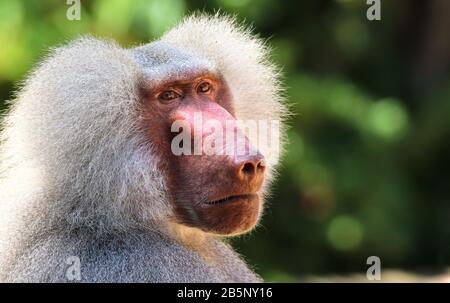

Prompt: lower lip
[{"left": 205, "top": 194, "right": 258, "bottom": 206}]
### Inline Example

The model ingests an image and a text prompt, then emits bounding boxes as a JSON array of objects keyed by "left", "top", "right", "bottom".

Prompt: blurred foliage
[{"left": 1, "top": 0, "right": 450, "bottom": 282}]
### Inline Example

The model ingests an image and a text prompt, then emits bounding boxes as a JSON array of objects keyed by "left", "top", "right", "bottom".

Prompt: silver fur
[{"left": 0, "top": 14, "right": 286, "bottom": 282}]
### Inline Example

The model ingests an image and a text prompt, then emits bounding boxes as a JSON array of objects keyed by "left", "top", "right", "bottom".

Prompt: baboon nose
[{"left": 236, "top": 153, "right": 266, "bottom": 183}]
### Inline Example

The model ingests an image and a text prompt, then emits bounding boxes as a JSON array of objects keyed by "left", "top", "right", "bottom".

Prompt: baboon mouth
[{"left": 205, "top": 194, "right": 257, "bottom": 206}]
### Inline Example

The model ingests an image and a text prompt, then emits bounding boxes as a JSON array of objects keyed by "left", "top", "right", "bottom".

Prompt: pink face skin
[{"left": 141, "top": 72, "right": 266, "bottom": 235}]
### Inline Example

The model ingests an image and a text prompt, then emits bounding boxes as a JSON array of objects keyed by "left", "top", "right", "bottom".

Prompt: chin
[{"left": 198, "top": 193, "right": 263, "bottom": 236}]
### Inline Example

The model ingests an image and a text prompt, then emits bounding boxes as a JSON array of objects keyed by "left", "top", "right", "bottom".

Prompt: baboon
[{"left": 0, "top": 14, "right": 286, "bottom": 282}]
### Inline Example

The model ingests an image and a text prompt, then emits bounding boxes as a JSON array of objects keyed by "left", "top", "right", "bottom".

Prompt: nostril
[
  {"left": 257, "top": 159, "right": 266, "bottom": 171},
  {"left": 241, "top": 162, "right": 255, "bottom": 176}
]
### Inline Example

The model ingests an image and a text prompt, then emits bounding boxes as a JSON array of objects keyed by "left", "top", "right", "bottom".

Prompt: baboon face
[{"left": 140, "top": 68, "right": 266, "bottom": 235}]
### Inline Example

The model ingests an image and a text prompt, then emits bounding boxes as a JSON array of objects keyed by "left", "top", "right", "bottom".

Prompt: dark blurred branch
[{"left": 413, "top": 0, "right": 450, "bottom": 95}]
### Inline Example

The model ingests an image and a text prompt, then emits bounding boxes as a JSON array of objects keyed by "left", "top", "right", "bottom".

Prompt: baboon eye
[
  {"left": 159, "top": 90, "right": 181, "bottom": 101},
  {"left": 197, "top": 81, "right": 212, "bottom": 94}
]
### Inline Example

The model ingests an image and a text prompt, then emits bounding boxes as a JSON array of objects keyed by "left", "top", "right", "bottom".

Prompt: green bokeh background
[{"left": 1, "top": 0, "right": 450, "bottom": 281}]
